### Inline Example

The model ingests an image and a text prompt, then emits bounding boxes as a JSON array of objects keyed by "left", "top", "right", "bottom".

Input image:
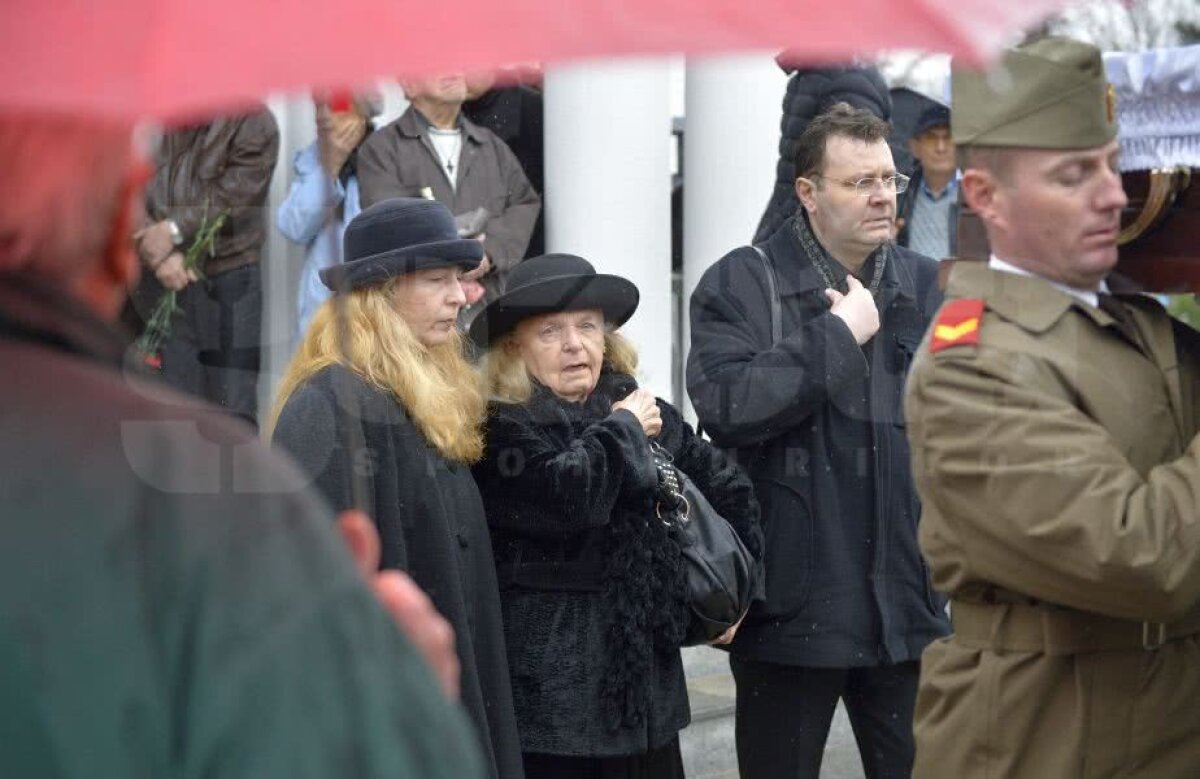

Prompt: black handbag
[{"left": 651, "top": 441, "right": 757, "bottom": 646}]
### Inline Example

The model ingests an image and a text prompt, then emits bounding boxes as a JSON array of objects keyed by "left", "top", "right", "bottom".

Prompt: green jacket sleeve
[{"left": 176, "top": 472, "right": 482, "bottom": 779}]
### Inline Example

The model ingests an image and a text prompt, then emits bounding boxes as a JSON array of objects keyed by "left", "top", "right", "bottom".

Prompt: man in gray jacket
[
  {"left": 358, "top": 73, "right": 541, "bottom": 321},
  {"left": 0, "top": 110, "right": 482, "bottom": 778}
]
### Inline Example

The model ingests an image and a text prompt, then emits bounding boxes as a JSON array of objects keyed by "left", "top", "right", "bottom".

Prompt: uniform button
[{"left": 457, "top": 533, "right": 469, "bottom": 549}]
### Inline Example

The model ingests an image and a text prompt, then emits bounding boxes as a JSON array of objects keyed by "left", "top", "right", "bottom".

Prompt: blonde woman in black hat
[
  {"left": 268, "top": 197, "right": 524, "bottom": 779},
  {"left": 469, "top": 253, "right": 763, "bottom": 778}
]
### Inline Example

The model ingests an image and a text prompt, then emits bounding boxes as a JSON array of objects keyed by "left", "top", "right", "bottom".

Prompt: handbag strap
[
  {"left": 750, "top": 244, "right": 782, "bottom": 346},
  {"left": 694, "top": 244, "right": 779, "bottom": 442},
  {"left": 650, "top": 441, "right": 687, "bottom": 521}
]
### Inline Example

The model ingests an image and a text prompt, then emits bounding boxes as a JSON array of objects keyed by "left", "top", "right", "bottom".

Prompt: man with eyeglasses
[{"left": 688, "top": 102, "right": 948, "bottom": 778}]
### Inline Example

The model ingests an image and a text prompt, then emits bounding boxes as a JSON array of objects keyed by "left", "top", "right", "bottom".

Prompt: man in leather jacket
[{"left": 131, "top": 106, "right": 279, "bottom": 426}]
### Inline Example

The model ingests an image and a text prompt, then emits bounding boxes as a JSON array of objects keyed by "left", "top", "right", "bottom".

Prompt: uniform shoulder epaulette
[{"left": 930, "top": 299, "right": 985, "bottom": 353}]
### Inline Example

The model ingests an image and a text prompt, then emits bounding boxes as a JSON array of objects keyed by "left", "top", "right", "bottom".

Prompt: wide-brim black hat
[
  {"left": 468, "top": 253, "right": 639, "bottom": 348},
  {"left": 320, "top": 197, "right": 483, "bottom": 292}
]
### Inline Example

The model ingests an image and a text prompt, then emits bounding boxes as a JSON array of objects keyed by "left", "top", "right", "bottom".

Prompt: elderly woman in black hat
[
  {"left": 268, "top": 197, "right": 523, "bottom": 779},
  {"left": 469, "top": 254, "right": 763, "bottom": 777}
]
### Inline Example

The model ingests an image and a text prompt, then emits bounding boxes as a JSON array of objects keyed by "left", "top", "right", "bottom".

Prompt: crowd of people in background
[{"left": 6, "top": 32, "right": 1199, "bottom": 779}]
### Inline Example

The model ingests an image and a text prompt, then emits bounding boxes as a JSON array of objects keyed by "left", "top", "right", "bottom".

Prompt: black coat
[
  {"left": 753, "top": 65, "right": 892, "bottom": 243},
  {"left": 462, "top": 86, "right": 545, "bottom": 257},
  {"left": 687, "top": 219, "right": 951, "bottom": 668},
  {"left": 473, "top": 371, "right": 762, "bottom": 757},
  {"left": 272, "top": 366, "right": 524, "bottom": 779}
]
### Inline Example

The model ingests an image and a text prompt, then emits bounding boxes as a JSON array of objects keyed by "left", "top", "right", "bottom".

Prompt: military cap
[{"left": 952, "top": 36, "right": 1116, "bottom": 149}]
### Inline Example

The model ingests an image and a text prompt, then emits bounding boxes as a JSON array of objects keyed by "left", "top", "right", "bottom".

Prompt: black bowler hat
[
  {"left": 468, "top": 253, "right": 639, "bottom": 348},
  {"left": 319, "top": 197, "right": 483, "bottom": 292},
  {"left": 912, "top": 102, "right": 951, "bottom": 138}
]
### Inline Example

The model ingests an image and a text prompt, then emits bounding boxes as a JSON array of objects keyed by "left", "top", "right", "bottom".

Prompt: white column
[
  {"left": 681, "top": 54, "right": 786, "bottom": 419},
  {"left": 543, "top": 59, "right": 674, "bottom": 401},
  {"left": 262, "top": 96, "right": 316, "bottom": 412}
]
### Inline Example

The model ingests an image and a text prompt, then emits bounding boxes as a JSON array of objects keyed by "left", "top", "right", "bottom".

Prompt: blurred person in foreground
[
  {"left": 269, "top": 197, "right": 524, "bottom": 779},
  {"left": 906, "top": 37, "right": 1200, "bottom": 777},
  {"left": 277, "top": 91, "right": 378, "bottom": 349},
  {"left": 469, "top": 253, "right": 763, "bottom": 778},
  {"left": 0, "top": 112, "right": 480, "bottom": 777}
]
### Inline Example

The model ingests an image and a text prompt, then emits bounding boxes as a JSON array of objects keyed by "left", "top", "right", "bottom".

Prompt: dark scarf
[
  {"left": 529, "top": 369, "right": 689, "bottom": 732},
  {"left": 792, "top": 208, "right": 890, "bottom": 300}
]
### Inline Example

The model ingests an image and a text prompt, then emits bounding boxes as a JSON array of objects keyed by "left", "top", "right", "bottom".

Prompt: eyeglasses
[{"left": 814, "top": 173, "right": 911, "bottom": 196}]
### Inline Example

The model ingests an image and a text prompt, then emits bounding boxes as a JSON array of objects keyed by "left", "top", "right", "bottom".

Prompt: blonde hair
[
  {"left": 266, "top": 282, "right": 486, "bottom": 463},
  {"left": 483, "top": 329, "right": 639, "bottom": 405}
]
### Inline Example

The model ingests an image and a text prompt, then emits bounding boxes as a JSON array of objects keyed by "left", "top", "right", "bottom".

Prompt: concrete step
[
  {"left": 682, "top": 645, "right": 732, "bottom": 679},
  {"left": 681, "top": 668, "right": 737, "bottom": 778}
]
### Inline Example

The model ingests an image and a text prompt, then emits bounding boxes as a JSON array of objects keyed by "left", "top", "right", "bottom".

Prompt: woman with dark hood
[{"left": 755, "top": 60, "right": 892, "bottom": 243}]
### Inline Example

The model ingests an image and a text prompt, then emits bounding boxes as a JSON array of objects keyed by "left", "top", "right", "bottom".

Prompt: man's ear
[
  {"left": 794, "top": 176, "right": 817, "bottom": 212},
  {"left": 960, "top": 168, "right": 1005, "bottom": 231}
]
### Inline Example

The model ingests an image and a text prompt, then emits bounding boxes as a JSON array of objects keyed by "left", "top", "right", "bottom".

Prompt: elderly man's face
[
  {"left": 971, "top": 140, "right": 1127, "bottom": 289},
  {"left": 909, "top": 125, "right": 955, "bottom": 179},
  {"left": 796, "top": 135, "right": 898, "bottom": 261},
  {"left": 404, "top": 73, "right": 468, "bottom": 105}
]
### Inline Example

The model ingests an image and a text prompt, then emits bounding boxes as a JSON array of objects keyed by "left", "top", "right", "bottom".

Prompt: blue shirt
[
  {"left": 276, "top": 143, "right": 362, "bottom": 348},
  {"left": 907, "top": 176, "right": 957, "bottom": 261}
]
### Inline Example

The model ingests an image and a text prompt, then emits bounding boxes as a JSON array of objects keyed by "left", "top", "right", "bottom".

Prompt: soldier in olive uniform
[{"left": 905, "top": 37, "right": 1200, "bottom": 777}]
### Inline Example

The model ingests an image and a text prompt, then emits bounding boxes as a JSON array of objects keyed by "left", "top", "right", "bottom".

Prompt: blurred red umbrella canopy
[{"left": 4, "top": 0, "right": 1076, "bottom": 122}]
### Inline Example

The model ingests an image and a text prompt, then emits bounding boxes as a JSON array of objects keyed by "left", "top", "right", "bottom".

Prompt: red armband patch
[{"left": 930, "top": 299, "right": 984, "bottom": 353}]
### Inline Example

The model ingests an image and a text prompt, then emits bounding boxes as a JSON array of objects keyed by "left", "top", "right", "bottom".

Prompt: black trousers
[
  {"left": 522, "top": 736, "right": 684, "bottom": 779},
  {"left": 129, "top": 264, "right": 262, "bottom": 427},
  {"left": 730, "top": 655, "right": 919, "bottom": 779}
]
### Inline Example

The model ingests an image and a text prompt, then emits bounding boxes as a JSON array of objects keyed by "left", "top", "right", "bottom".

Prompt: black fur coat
[{"left": 473, "top": 369, "right": 762, "bottom": 757}]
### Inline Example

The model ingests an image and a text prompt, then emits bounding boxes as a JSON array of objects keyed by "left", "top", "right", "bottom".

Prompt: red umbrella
[{"left": 5, "top": 0, "right": 1075, "bottom": 121}]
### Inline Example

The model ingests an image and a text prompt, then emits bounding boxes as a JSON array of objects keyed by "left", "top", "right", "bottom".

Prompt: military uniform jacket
[{"left": 905, "top": 262, "right": 1200, "bottom": 778}]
